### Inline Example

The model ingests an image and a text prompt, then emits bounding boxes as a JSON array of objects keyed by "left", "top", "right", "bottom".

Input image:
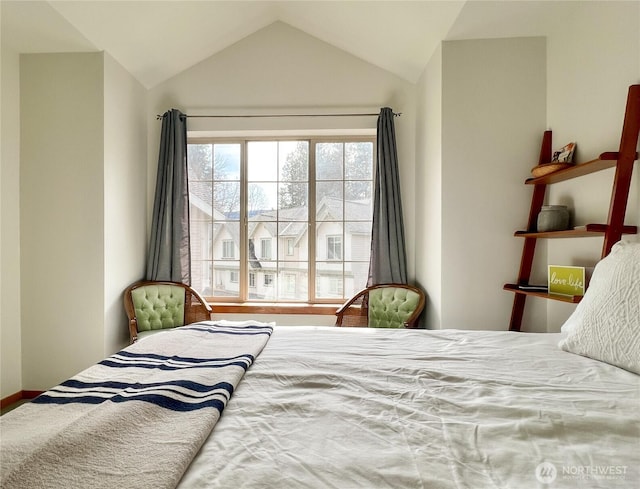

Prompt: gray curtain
[
  {"left": 368, "top": 107, "right": 408, "bottom": 285},
  {"left": 146, "top": 109, "right": 191, "bottom": 284}
]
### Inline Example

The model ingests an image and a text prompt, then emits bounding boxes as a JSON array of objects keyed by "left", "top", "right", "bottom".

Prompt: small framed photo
[{"left": 551, "top": 142, "right": 576, "bottom": 163}]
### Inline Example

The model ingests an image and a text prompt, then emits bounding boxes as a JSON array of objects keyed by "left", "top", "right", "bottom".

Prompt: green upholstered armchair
[
  {"left": 335, "top": 283, "right": 426, "bottom": 329},
  {"left": 124, "top": 281, "right": 213, "bottom": 344}
]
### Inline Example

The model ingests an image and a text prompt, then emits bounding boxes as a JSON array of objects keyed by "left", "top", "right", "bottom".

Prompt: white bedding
[{"left": 178, "top": 326, "right": 640, "bottom": 489}]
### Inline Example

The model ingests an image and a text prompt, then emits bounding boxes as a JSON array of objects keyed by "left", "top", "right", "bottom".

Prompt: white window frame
[{"left": 188, "top": 137, "right": 375, "bottom": 304}]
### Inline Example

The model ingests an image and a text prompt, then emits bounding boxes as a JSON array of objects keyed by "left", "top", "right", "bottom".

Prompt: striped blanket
[{"left": 0, "top": 321, "right": 273, "bottom": 489}]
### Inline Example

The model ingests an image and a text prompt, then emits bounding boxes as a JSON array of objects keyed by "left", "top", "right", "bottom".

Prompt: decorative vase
[{"left": 537, "top": 205, "right": 570, "bottom": 232}]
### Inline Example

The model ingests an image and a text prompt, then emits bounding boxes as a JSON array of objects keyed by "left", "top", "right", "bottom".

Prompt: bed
[{"left": 2, "top": 241, "right": 639, "bottom": 489}]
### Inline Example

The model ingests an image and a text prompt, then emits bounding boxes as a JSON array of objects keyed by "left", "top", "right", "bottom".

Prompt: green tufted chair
[
  {"left": 335, "top": 283, "right": 426, "bottom": 329},
  {"left": 124, "top": 281, "right": 213, "bottom": 344}
]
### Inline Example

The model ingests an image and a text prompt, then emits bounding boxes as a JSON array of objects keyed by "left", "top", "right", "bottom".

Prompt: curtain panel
[
  {"left": 146, "top": 109, "right": 191, "bottom": 284},
  {"left": 368, "top": 107, "right": 408, "bottom": 285}
]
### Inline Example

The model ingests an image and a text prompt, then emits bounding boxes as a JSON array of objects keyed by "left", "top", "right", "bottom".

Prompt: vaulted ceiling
[{"left": 2, "top": 1, "right": 574, "bottom": 88}]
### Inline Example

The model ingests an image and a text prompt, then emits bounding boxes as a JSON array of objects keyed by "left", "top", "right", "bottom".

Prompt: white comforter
[{"left": 178, "top": 327, "right": 640, "bottom": 489}]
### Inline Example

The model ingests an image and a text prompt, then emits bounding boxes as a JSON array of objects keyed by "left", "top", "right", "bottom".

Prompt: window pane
[
  {"left": 279, "top": 183, "right": 308, "bottom": 217},
  {"left": 248, "top": 141, "right": 278, "bottom": 181},
  {"left": 278, "top": 267, "right": 308, "bottom": 301},
  {"left": 188, "top": 144, "right": 212, "bottom": 180},
  {"left": 278, "top": 223, "right": 305, "bottom": 261},
  {"left": 315, "top": 261, "right": 343, "bottom": 300},
  {"left": 345, "top": 223, "right": 372, "bottom": 261},
  {"left": 343, "top": 261, "right": 369, "bottom": 298},
  {"left": 212, "top": 261, "right": 240, "bottom": 298},
  {"left": 191, "top": 261, "right": 212, "bottom": 297},
  {"left": 213, "top": 182, "right": 240, "bottom": 217},
  {"left": 213, "top": 144, "right": 240, "bottom": 180},
  {"left": 190, "top": 181, "right": 213, "bottom": 215},
  {"left": 250, "top": 262, "right": 277, "bottom": 301},
  {"left": 316, "top": 143, "right": 343, "bottom": 180},
  {"left": 316, "top": 182, "right": 343, "bottom": 221},
  {"left": 248, "top": 183, "right": 277, "bottom": 218},
  {"left": 212, "top": 222, "right": 239, "bottom": 260},
  {"left": 344, "top": 182, "right": 372, "bottom": 220},
  {"left": 345, "top": 142, "right": 373, "bottom": 180},
  {"left": 316, "top": 223, "right": 343, "bottom": 260},
  {"left": 279, "top": 141, "right": 308, "bottom": 181}
]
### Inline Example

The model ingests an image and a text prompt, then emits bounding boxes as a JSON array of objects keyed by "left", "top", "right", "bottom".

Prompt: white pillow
[{"left": 558, "top": 240, "right": 640, "bottom": 374}]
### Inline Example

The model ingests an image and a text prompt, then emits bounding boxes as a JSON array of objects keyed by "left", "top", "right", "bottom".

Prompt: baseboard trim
[{"left": 1, "top": 390, "right": 44, "bottom": 408}]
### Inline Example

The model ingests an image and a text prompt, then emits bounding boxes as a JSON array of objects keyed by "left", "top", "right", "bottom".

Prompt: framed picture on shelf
[
  {"left": 551, "top": 142, "right": 576, "bottom": 163},
  {"left": 548, "top": 265, "right": 585, "bottom": 296}
]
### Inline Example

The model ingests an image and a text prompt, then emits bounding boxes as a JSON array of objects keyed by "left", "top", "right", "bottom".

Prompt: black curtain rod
[{"left": 155, "top": 111, "right": 401, "bottom": 120}]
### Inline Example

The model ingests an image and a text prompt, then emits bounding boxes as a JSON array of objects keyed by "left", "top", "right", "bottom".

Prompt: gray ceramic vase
[{"left": 537, "top": 205, "right": 570, "bottom": 232}]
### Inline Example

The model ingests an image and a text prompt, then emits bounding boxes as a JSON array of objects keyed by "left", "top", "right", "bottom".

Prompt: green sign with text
[{"left": 548, "top": 265, "right": 586, "bottom": 297}]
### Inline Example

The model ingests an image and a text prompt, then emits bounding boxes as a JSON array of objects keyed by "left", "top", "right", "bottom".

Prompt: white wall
[
  {"left": 147, "top": 21, "right": 417, "bottom": 324},
  {"left": 415, "top": 44, "right": 443, "bottom": 329},
  {"left": 1, "top": 28, "right": 23, "bottom": 399},
  {"left": 20, "top": 53, "right": 105, "bottom": 389},
  {"left": 418, "top": 1, "right": 639, "bottom": 333},
  {"left": 544, "top": 1, "right": 640, "bottom": 330},
  {"left": 19, "top": 52, "right": 148, "bottom": 390},
  {"left": 103, "top": 53, "right": 148, "bottom": 353},
  {"left": 417, "top": 37, "right": 548, "bottom": 331}
]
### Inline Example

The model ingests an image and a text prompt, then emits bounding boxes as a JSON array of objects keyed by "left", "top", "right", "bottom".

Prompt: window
[
  {"left": 327, "top": 235, "right": 342, "bottom": 260},
  {"left": 260, "top": 238, "right": 272, "bottom": 260},
  {"left": 264, "top": 273, "right": 274, "bottom": 287},
  {"left": 188, "top": 138, "right": 374, "bottom": 303},
  {"left": 222, "top": 240, "right": 235, "bottom": 259}
]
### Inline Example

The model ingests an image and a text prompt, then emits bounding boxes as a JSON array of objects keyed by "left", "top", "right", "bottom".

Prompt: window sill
[{"left": 207, "top": 302, "right": 341, "bottom": 315}]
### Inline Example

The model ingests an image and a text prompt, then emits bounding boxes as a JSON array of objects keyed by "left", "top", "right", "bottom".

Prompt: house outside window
[{"left": 188, "top": 138, "right": 374, "bottom": 303}]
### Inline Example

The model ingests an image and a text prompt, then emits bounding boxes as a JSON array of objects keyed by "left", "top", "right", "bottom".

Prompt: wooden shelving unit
[{"left": 505, "top": 84, "right": 640, "bottom": 332}]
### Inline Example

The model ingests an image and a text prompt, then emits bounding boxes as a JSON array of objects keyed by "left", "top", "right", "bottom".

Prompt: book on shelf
[{"left": 516, "top": 284, "right": 549, "bottom": 292}]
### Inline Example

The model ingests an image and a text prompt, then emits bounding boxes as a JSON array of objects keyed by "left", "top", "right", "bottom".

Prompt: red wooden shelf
[
  {"left": 525, "top": 152, "right": 638, "bottom": 185},
  {"left": 503, "top": 284, "right": 582, "bottom": 304},
  {"left": 514, "top": 223, "right": 638, "bottom": 239}
]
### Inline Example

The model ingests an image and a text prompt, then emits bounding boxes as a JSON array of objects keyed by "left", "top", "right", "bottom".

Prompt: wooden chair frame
[
  {"left": 335, "top": 283, "right": 426, "bottom": 329},
  {"left": 124, "top": 280, "right": 213, "bottom": 344}
]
